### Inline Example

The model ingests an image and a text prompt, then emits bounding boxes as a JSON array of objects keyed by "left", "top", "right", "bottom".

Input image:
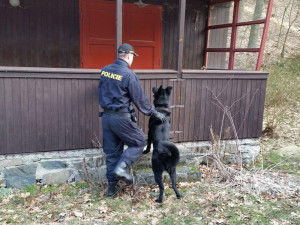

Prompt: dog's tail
[{"left": 160, "top": 141, "right": 180, "bottom": 165}]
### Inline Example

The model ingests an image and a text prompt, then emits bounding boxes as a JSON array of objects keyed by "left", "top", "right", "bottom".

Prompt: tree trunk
[
  {"left": 281, "top": 0, "right": 300, "bottom": 58},
  {"left": 277, "top": 0, "right": 292, "bottom": 46},
  {"left": 248, "top": 0, "right": 264, "bottom": 48}
]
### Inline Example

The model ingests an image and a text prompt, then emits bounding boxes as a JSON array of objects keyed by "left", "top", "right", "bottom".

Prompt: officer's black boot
[
  {"left": 107, "top": 181, "right": 118, "bottom": 197},
  {"left": 112, "top": 160, "right": 133, "bottom": 184}
]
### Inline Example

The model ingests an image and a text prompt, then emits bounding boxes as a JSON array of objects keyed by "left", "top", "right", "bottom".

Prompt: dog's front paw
[{"left": 143, "top": 148, "right": 150, "bottom": 154}]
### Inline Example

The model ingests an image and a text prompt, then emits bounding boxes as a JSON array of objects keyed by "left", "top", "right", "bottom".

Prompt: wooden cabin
[{"left": 0, "top": 0, "right": 273, "bottom": 155}]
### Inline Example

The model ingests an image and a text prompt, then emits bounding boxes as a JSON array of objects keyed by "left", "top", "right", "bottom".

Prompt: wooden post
[
  {"left": 256, "top": 0, "right": 274, "bottom": 70},
  {"left": 177, "top": 0, "right": 186, "bottom": 78},
  {"left": 204, "top": 3, "right": 212, "bottom": 68},
  {"left": 116, "top": 0, "right": 123, "bottom": 57},
  {"left": 228, "top": 0, "right": 240, "bottom": 70}
]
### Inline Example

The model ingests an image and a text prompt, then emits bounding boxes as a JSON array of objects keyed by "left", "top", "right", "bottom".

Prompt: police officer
[{"left": 98, "top": 43, "right": 166, "bottom": 197}]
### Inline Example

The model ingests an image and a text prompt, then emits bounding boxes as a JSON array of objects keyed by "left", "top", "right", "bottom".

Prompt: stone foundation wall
[
  {"left": 0, "top": 149, "right": 106, "bottom": 189},
  {"left": 178, "top": 138, "right": 260, "bottom": 164},
  {"left": 0, "top": 139, "right": 260, "bottom": 189}
]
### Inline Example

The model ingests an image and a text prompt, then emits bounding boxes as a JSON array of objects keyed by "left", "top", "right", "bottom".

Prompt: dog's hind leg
[
  {"left": 153, "top": 171, "right": 164, "bottom": 203},
  {"left": 168, "top": 167, "right": 182, "bottom": 199}
]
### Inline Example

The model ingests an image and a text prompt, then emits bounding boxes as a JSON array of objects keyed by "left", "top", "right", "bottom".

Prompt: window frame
[{"left": 204, "top": 0, "right": 274, "bottom": 70}]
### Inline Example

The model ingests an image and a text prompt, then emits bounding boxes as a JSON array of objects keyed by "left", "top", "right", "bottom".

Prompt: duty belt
[{"left": 99, "top": 109, "right": 131, "bottom": 118}]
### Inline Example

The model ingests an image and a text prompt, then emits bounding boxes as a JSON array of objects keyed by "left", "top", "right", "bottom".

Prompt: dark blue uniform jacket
[{"left": 98, "top": 58, "right": 155, "bottom": 115}]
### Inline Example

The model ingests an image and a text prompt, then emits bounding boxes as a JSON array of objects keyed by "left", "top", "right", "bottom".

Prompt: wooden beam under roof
[
  {"left": 177, "top": 0, "right": 186, "bottom": 77},
  {"left": 116, "top": 0, "right": 123, "bottom": 57}
]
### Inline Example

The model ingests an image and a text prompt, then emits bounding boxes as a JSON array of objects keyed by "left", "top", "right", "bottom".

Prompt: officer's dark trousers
[{"left": 102, "top": 114, "right": 146, "bottom": 183}]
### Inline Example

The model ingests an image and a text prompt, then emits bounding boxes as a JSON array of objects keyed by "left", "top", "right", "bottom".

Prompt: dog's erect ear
[
  {"left": 152, "top": 87, "right": 158, "bottom": 94},
  {"left": 157, "top": 85, "right": 163, "bottom": 95},
  {"left": 166, "top": 86, "right": 173, "bottom": 94}
]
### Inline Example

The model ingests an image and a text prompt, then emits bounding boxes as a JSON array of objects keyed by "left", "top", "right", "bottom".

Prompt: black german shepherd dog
[{"left": 143, "top": 85, "right": 182, "bottom": 203}]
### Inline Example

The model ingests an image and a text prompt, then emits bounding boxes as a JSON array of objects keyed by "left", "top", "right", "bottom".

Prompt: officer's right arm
[{"left": 127, "top": 72, "right": 156, "bottom": 116}]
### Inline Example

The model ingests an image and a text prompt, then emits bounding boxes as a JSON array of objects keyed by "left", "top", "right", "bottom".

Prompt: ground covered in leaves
[
  {"left": 0, "top": 176, "right": 299, "bottom": 225},
  {"left": 1, "top": 144, "right": 300, "bottom": 225}
]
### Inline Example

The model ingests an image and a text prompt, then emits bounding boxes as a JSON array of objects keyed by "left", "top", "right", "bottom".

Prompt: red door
[{"left": 80, "top": 0, "right": 162, "bottom": 69}]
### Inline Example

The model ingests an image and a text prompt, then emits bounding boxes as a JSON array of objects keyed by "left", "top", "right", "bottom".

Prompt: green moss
[
  {"left": 6, "top": 217, "right": 17, "bottom": 224},
  {"left": 25, "top": 185, "right": 39, "bottom": 195},
  {"left": 74, "top": 182, "right": 90, "bottom": 189},
  {"left": 41, "top": 184, "right": 60, "bottom": 194},
  {"left": 177, "top": 164, "right": 200, "bottom": 172},
  {"left": 106, "top": 198, "right": 133, "bottom": 213}
]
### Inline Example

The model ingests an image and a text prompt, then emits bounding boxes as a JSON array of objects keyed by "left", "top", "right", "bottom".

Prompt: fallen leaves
[
  {"left": 227, "top": 170, "right": 300, "bottom": 198},
  {"left": 0, "top": 163, "right": 299, "bottom": 224},
  {"left": 73, "top": 210, "right": 84, "bottom": 218},
  {"left": 98, "top": 200, "right": 110, "bottom": 214},
  {"left": 82, "top": 193, "right": 91, "bottom": 203}
]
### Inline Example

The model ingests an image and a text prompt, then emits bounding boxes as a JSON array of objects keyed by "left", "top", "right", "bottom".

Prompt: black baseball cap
[{"left": 118, "top": 43, "right": 139, "bottom": 56}]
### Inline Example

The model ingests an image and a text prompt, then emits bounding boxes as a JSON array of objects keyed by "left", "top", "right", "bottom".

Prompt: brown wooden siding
[
  {"left": 0, "top": 67, "right": 268, "bottom": 155},
  {"left": 0, "top": 0, "right": 208, "bottom": 70},
  {"left": 0, "top": 71, "right": 100, "bottom": 154},
  {"left": 0, "top": 0, "right": 79, "bottom": 68},
  {"left": 179, "top": 71, "right": 267, "bottom": 142}
]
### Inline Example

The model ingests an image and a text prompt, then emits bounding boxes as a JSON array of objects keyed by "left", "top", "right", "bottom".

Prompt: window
[{"left": 204, "top": 0, "right": 273, "bottom": 70}]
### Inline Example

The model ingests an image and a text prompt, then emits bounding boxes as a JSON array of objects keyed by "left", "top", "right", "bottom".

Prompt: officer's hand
[{"left": 153, "top": 111, "right": 166, "bottom": 123}]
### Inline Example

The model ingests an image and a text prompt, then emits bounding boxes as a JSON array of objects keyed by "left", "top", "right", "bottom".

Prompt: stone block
[
  {"left": 85, "top": 152, "right": 102, "bottom": 158},
  {"left": 42, "top": 169, "right": 72, "bottom": 185},
  {"left": 1, "top": 159, "right": 24, "bottom": 168},
  {"left": 4, "top": 164, "right": 37, "bottom": 189},
  {"left": 179, "top": 153, "right": 204, "bottom": 166},
  {"left": 135, "top": 154, "right": 152, "bottom": 168},
  {"left": 224, "top": 145, "right": 260, "bottom": 164},
  {"left": 189, "top": 147, "right": 199, "bottom": 153},
  {"left": 177, "top": 145, "right": 186, "bottom": 152},
  {"left": 67, "top": 158, "right": 84, "bottom": 170},
  {"left": 39, "top": 160, "right": 68, "bottom": 170},
  {"left": 193, "top": 145, "right": 211, "bottom": 153},
  {"left": 95, "top": 165, "right": 107, "bottom": 180},
  {"left": 87, "top": 155, "right": 106, "bottom": 168},
  {"left": 68, "top": 171, "right": 83, "bottom": 183},
  {"left": 194, "top": 142, "right": 211, "bottom": 152},
  {"left": 226, "top": 143, "right": 238, "bottom": 154},
  {"left": 178, "top": 170, "right": 202, "bottom": 182},
  {"left": 139, "top": 174, "right": 155, "bottom": 185},
  {"left": 78, "top": 165, "right": 106, "bottom": 181},
  {"left": 240, "top": 139, "right": 260, "bottom": 146}
]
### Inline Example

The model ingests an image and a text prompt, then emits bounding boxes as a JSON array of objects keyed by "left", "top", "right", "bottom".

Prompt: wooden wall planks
[{"left": 0, "top": 68, "right": 267, "bottom": 155}]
